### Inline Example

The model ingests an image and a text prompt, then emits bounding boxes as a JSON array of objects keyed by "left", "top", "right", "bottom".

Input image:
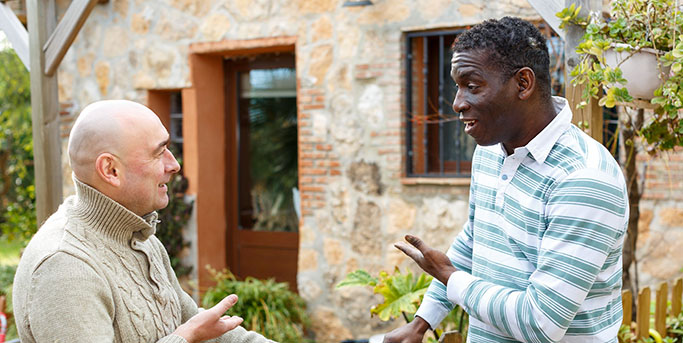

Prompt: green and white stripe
[{"left": 415, "top": 97, "right": 628, "bottom": 343}]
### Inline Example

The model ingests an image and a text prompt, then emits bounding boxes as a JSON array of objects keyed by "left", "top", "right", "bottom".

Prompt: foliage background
[{"left": 0, "top": 44, "right": 36, "bottom": 243}]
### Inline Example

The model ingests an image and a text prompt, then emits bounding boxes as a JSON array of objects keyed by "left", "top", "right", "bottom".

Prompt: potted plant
[{"left": 557, "top": 0, "right": 683, "bottom": 151}]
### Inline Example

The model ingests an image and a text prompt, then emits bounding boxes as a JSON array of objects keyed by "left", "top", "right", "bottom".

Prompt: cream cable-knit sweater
[{"left": 13, "top": 178, "right": 272, "bottom": 343}]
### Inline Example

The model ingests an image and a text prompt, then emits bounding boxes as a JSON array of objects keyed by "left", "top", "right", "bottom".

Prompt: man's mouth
[{"left": 461, "top": 119, "right": 478, "bottom": 131}]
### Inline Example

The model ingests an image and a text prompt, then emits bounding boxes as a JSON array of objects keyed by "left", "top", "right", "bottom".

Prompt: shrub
[{"left": 202, "top": 268, "right": 310, "bottom": 342}]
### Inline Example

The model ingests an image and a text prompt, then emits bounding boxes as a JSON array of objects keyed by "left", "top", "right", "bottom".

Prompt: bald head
[{"left": 68, "top": 100, "right": 163, "bottom": 184}]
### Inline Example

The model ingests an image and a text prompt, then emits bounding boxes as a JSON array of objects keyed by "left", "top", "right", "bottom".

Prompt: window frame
[{"left": 404, "top": 29, "right": 471, "bottom": 179}]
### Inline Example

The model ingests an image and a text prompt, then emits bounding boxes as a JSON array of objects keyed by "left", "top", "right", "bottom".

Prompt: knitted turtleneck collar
[{"left": 70, "top": 176, "right": 158, "bottom": 245}]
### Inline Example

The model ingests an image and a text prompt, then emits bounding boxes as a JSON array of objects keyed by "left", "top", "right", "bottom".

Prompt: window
[
  {"left": 169, "top": 92, "right": 183, "bottom": 158},
  {"left": 404, "top": 24, "right": 571, "bottom": 178},
  {"left": 229, "top": 54, "right": 298, "bottom": 232},
  {"left": 405, "top": 30, "right": 473, "bottom": 177}
]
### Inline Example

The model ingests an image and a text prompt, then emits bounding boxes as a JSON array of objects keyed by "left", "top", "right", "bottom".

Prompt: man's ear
[
  {"left": 95, "top": 153, "right": 121, "bottom": 187},
  {"left": 516, "top": 67, "right": 536, "bottom": 100}
]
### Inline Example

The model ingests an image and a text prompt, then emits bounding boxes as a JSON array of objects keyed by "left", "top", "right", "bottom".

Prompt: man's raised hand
[
  {"left": 173, "top": 294, "right": 244, "bottom": 343},
  {"left": 394, "top": 235, "right": 456, "bottom": 285}
]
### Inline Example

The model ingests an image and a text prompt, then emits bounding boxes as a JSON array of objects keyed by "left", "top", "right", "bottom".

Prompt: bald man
[{"left": 13, "top": 100, "right": 274, "bottom": 343}]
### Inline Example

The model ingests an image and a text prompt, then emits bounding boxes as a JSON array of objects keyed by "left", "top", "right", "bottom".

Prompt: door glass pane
[{"left": 238, "top": 67, "right": 298, "bottom": 232}]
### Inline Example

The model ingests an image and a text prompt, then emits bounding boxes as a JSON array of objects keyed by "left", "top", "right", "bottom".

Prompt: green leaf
[
  {"left": 370, "top": 269, "right": 432, "bottom": 321},
  {"left": 336, "top": 269, "right": 378, "bottom": 288}
]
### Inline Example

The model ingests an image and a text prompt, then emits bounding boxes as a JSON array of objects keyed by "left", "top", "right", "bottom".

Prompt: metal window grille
[
  {"left": 405, "top": 29, "right": 473, "bottom": 178},
  {"left": 169, "top": 92, "right": 183, "bottom": 158}
]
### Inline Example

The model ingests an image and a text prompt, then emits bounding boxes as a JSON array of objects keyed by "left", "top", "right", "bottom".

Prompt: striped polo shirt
[{"left": 415, "top": 97, "right": 629, "bottom": 343}]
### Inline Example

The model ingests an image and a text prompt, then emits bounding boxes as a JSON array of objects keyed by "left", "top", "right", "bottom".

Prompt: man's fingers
[
  {"left": 394, "top": 241, "right": 424, "bottom": 260},
  {"left": 210, "top": 294, "right": 238, "bottom": 315},
  {"left": 220, "top": 315, "right": 244, "bottom": 330},
  {"left": 405, "top": 235, "right": 427, "bottom": 252}
]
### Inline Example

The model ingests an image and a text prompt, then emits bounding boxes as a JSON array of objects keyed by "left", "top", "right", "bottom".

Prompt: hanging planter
[
  {"left": 603, "top": 44, "right": 670, "bottom": 101},
  {"left": 557, "top": 0, "right": 683, "bottom": 151}
]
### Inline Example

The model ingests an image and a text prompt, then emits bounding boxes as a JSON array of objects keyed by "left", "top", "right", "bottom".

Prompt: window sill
[{"left": 400, "top": 177, "right": 471, "bottom": 186}]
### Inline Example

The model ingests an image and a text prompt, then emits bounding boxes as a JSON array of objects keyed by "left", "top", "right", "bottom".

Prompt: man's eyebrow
[
  {"left": 452, "top": 69, "right": 480, "bottom": 81},
  {"left": 155, "top": 137, "right": 170, "bottom": 153}
]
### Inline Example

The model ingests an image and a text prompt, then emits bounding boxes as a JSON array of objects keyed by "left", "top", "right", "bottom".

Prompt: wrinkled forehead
[{"left": 451, "top": 48, "right": 494, "bottom": 66}]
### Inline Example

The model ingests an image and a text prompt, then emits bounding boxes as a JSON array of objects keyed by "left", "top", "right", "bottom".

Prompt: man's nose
[
  {"left": 452, "top": 89, "right": 469, "bottom": 114},
  {"left": 165, "top": 149, "right": 181, "bottom": 174}
]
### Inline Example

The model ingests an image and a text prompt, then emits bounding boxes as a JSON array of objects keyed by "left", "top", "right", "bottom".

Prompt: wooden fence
[{"left": 623, "top": 278, "right": 683, "bottom": 340}]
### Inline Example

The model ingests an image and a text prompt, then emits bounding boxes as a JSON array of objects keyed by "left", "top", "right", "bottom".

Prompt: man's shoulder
[
  {"left": 16, "top": 197, "right": 91, "bottom": 276},
  {"left": 550, "top": 125, "right": 622, "bottom": 175}
]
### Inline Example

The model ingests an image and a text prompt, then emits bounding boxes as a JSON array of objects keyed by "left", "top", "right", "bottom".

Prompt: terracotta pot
[{"left": 603, "top": 44, "right": 670, "bottom": 100}]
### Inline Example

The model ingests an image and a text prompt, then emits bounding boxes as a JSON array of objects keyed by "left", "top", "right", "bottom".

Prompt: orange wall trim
[
  {"left": 189, "top": 36, "right": 296, "bottom": 56},
  {"left": 186, "top": 53, "right": 228, "bottom": 290}
]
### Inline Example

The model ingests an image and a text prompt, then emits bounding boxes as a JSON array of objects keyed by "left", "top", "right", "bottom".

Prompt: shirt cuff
[
  {"left": 446, "top": 270, "right": 477, "bottom": 305},
  {"left": 415, "top": 297, "right": 450, "bottom": 330}
]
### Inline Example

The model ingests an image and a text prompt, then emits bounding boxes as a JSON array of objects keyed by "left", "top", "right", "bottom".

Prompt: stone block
[
  {"left": 659, "top": 208, "right": 683, "bottom": 227},
  {"left": 298, "top": 248, "right": 319, "bottom": 271},
  {"left": 94, "top": 61, "right": 110, "bottom": 96},
  {"left": 323, "top": 238, "right": 344, "bottom": 265},
  {"left": 200, "top": 13, "right": 232, "bottom": 41},
  {"left": 131, "top": 13, "right": 150, "bottom": 34},
  {"left": 102, "top": 26, "right": 129, "bottom": 58},
  {"left": 348, "top": 160, "right": 382, "bottom": 195},
  {"left": 311, "top": 307, "right": 353, "bottom": 343},
  {"left": 311, "top": 16, "right": 332, "bottom": 42},
  {"left": 458, "top": 4, "right": 483, "bottom": 18},
  {"left": 169, "top": 0, "right": 212, "bottom": 17},
  {"left": 357, "top": 84, "right": 384, "bottom": 127},
  {"left": 309, "top": 45, "right": 333, "bottom": 85},
  {"left": 351, "top": 199, "right": 382, "bottom": 256},
  {"left": 387, "top": 198, "right": 416, "bottom": 234},
  {"left": 297, "top": 0, "right": 336, "bottom": 14},
  {"left": 77, "top": 53, "right": 94, "bottom": 77}
]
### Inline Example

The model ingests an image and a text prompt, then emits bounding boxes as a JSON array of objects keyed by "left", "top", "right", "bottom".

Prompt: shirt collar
[{"left": 500, "top": 96, "right": 571, "bottom": 163}]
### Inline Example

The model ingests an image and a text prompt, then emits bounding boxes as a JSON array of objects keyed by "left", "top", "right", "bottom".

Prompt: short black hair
[{"left": 453, "top": 17, "right": 552, "bottom": 99}]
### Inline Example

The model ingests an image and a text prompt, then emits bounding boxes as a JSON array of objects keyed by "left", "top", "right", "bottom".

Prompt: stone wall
[
  {"left": 633, "top": 147, "right": 683, "bottom": 287},
  {"left": 53, "top": 0, "right": 683, "bottom": 341}
]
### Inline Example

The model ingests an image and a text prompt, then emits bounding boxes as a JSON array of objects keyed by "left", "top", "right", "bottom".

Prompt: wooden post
[
  {"left": 636, "top": 286, "right": 651, "bottom": 340},
  {"left": 655, "top": 282, "right": 668, "bottom": 336},
  {"left": 27, "top": 0, "right": 62, "bottom": 225},
  {"left": 673, "top": 278, "right": 683, "bottom": 317},
  {"left": 26, "top": 0, "right": 99, "bottom": 225},
  {"left": 564, "top": 0, "right": 603, "bottom": 143},
  {"left": 622, "top": 289, "right": 632, "bottom": 325}
]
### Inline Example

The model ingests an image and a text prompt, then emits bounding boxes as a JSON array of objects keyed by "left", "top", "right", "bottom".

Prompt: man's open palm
[
  {"left": 173, "top": 294, "right": 244, "bottom": 343},
  {"left": 394, "top": 235, "right": 456, "bottom": 285}
]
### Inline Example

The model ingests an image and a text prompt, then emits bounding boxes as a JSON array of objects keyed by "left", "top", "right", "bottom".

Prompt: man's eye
[{"left": 467, "top": 84, "right": 478, "bottom": 90}]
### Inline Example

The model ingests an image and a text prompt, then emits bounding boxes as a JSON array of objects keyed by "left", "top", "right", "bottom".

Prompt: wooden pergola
[
  {"left": 0, "top": 0, "right": 603, "bottom": 225},
  {"left": 1, "top": 0, "right": 101, "bottom": 224}
]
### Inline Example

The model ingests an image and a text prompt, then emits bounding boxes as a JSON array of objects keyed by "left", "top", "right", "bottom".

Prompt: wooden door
[{"left": 224, "top": 53, "right": 299, "bottom": 292}]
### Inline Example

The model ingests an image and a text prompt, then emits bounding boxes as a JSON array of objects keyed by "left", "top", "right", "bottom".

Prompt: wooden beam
[
  {"left": 564, "top": 0, "right": 603, "bottom": 143},
  {"left": 0, "top": 1, "right": 30, "bottom": 70},
  {"left": 526, "top": 0, "right": 565, "bottom": 40},
  {"left": 43, "top": 0, "right": 98, "bottom": 76},
  {"left": 27, "top": 0, "right": 63, "bottom": 224}
]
